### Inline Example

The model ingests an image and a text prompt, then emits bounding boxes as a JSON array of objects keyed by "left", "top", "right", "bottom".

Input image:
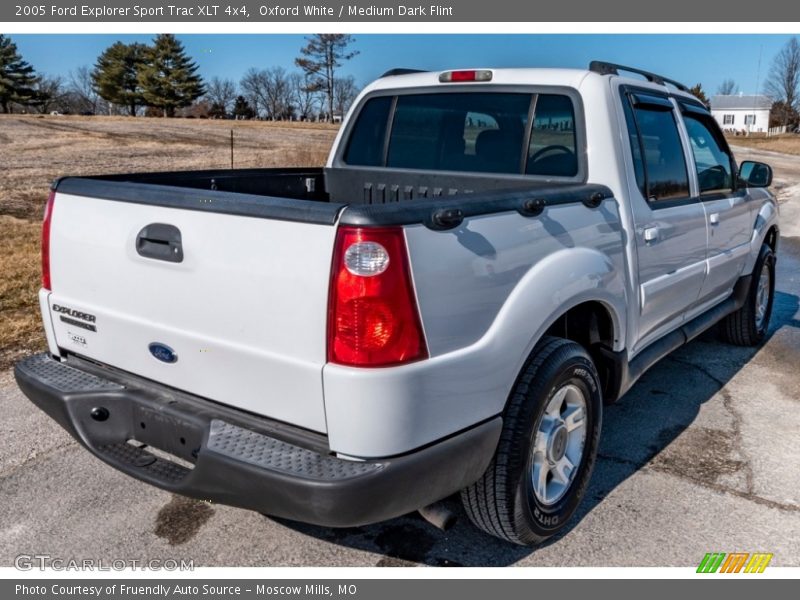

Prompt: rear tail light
[
  {"left": 41, "top": 190, "right": 55, "bottom": 291},
  {"left": 328, "top": 226, "right": 428, "bottom": 367},
  {"left": 439, "top": 69, "right": 493, "bottom": 83}
]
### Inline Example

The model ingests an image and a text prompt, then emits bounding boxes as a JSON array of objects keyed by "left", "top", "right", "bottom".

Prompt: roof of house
[{"left": 710, "top": 94, "right": 773, "bottom": 110}]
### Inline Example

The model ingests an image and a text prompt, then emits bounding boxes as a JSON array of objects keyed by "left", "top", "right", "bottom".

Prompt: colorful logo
[{"left": 697, "top": 552, "right": 773, "bottom": 573}]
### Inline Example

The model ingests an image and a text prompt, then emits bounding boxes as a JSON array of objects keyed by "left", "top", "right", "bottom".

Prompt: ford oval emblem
[{"left": 149, "top": 343, "right": 178, "bottom": 364}]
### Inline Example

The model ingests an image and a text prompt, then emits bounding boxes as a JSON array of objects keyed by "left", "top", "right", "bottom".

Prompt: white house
[{"left": 710, "top": 94, "right": 772, "bottom": 134}]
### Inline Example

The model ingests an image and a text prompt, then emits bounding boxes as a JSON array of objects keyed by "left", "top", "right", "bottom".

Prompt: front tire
[
  {"left": 461, "top": 336, "right": 602, "bottom": 546},
  {"left": 720, "top": 243, "right": 775, "bottom": 346}
]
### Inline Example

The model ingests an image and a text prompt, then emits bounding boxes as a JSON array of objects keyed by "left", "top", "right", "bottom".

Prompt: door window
[
  {"left": 683, "top": 114, "right": 735, "bottom": 193},
  {"left": 622, "top": 94, "right": 691, "bottom": 204}
]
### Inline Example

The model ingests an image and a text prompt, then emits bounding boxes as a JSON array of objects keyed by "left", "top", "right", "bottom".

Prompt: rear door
[
  {"left": 47, "top": 189, "right": 338, "bottom": 433},
  {"left": 619, "top": 89, "right": 708, "bottom": 351},
  {"left": 679, "top": 104, "right": 753, "bottom": 305}
]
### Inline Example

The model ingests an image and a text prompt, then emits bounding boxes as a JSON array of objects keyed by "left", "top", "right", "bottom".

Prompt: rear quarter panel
[{"left": 323, "top": 201, "right": 627, "bottom": 457}]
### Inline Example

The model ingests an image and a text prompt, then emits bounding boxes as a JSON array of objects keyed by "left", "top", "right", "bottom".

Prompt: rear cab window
[
  {"left": 342, "top": 96, "right": 392, "bottom": 167},
  {"left": 527, "top": 95, "right": 578, "bottom": 176},
  {"left": 341, "top": 90, "right": 581, "bottom": 178}
]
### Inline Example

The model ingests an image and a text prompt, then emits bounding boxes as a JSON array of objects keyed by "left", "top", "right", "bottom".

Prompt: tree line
[
  {"left": 0, "top": 33, "right": 359, "bottom": 121},
  {"left": 5, "top": 34, "right": 800, "bottom": 128}
]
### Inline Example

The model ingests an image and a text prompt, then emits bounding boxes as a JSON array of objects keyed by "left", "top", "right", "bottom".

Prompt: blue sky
[{"left": 11, "top": 34, "right": 797, "bottom": 96}]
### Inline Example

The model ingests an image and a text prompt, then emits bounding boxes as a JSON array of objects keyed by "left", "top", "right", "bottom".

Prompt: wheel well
[
  {"left": 765, "top": 226, "right": 778, "bottom": 252},
  {"left": 543, "top": 301, "right": 619, "bottom": 402}
]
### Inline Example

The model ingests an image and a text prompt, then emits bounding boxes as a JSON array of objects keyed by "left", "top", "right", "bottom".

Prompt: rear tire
[
  {"left": 461, "top": 336, "right": 602, "bottom": 546},
  {"left": 720, "top": 244, "right": 775, "bottom": 346}
]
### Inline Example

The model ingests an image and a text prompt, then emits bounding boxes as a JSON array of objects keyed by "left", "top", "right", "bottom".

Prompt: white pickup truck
[{"left": 16, "top": 62, "right": 778, "bottom": 546}]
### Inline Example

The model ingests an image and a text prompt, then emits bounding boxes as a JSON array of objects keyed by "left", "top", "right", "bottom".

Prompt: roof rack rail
[
  {"left": 589, "top": 61, "right": 689, "bottom": 92},
  {"left": 380, "top": 68, "right": 427, "bottom": 78}
]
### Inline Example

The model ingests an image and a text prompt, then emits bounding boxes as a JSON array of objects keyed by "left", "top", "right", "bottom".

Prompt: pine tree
[
  {"left": 689, "top": 83, "right": 709, "bottom": 106},
  {"left": 138, "top": 34, "right": 205, "bottom": 117},
  {"left": 0, "top": 35, "right": 37, "bottom": 113},
  {"left": 232, "top": 95, "right": 255, "bottom": 120},
  {"left": 208, "top": 101, "right": 227, "bottom": 119},
  {"left": 91, "top": 41, "right": 148, "bottom": 116},
  {"left": 295, "top": 34, "right": 358, "bottom": 121}
]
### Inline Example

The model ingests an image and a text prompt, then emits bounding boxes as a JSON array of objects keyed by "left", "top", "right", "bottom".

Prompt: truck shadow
[{"left": 273, "top": 289, "right": 800, "bottom": 567}]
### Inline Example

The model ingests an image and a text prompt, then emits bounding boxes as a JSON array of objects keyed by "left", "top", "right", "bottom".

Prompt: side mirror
[{"left": 739, "top": 161, "right": 773, "bottom": 188}]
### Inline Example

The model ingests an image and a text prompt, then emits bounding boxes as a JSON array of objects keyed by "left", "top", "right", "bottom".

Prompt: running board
[{"left": 600, "top": 274, "right": 751, "bottom": 403}]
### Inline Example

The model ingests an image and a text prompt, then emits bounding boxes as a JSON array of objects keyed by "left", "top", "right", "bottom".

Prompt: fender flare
[
  {"left": 745, "top": 197, "right": 779, "bottom": 274},
  {"left": 481, "top": 246, "right": 628, "bottom": 390}
]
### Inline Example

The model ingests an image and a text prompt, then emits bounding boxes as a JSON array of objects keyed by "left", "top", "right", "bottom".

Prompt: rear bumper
[{"left": 14, "top": 353, "right": 501, "bottom": 527}]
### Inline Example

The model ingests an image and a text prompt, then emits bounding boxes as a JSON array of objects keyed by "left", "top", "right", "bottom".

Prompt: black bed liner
[{"left": 53, "top": 167, "right": 613, "bottom": 228}]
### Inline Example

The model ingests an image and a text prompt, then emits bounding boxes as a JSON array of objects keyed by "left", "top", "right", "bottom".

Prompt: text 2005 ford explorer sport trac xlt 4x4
[{"left": 16, "top": 62, "right": 778, "bottom": 545}]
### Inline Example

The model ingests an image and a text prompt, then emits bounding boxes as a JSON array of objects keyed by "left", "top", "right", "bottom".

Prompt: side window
[
  {"left": 526, "top": 94, "right": 578, "bottom": 176},
  {"left": 683, "top": 114, "right": 734, "bottom": 194},
  {"left": 342, "top": 96, "right": 392, "bottom": 166},
  {"left": 622, "top": 94, "right": 690, "bottom": 204},
  {"left": 621, "top": 96, "right": 646, "bottom": 197}
]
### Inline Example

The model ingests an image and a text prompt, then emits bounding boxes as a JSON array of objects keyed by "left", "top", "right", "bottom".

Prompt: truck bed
[
  {"left": 54, "top": 166, "right": 611, "bottom": 229},
  {"left": 45, "top": 166, "right": 611, "bottom": 435}
]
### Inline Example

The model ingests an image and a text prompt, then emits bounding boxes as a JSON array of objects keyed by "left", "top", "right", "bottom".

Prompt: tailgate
[{"left": 46, "top": 189, "right": 339, "bottom": 433}]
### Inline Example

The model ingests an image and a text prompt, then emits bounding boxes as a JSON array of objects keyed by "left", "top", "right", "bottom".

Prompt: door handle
[
  {"left": 643, "top": 226, "right": 659, "bottom": 243},
  {"left": 136, "top": 223, "right": 183, "bottom": 263},
  {"left": 709, "top": 213, "right": 720, "bottom": 226}
]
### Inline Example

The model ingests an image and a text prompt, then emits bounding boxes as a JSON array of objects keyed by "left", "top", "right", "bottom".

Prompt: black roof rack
[
  {"left": 379, "top": 68, "right": 427, "bottom": 78},
  {"left": 589, "top": 61, "right": 689, "bottom": 92}
]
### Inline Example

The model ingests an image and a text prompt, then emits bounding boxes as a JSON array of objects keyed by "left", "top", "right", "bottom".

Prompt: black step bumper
[{"left": 14, "top": 353, "right": 501, "bottom": 527}]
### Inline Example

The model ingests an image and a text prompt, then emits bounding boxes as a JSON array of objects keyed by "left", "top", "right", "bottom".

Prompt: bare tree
[
  {"left": 262, "top": 66, "right": 292, "bottom": 119},
  {"left": 31, "top": 74, "right": 65, "bottom": 113},
  {"left": 295, "top": 34, "right": 358, "bottom": 121},
  {"left": 765, "top": 37, "right": 800, "bottom": 127},
  {"left": 239, "top": 68, "right": 295, "bottom": 120},
  {"left": 717, "top": 78, "right": 739, "bottom": 95},
  {"left": 205, "top": 76, "right": 237, "bottom": 114},
  {"left": 240, "top": 67, "right": 265, "bottom": 118},
  {"left": 333, "top": 75, "right": 358, "bottom": 119},
  {"left": 289, "top": 72, "right": 320, "bottom": 120},
  {"left": 68, "top": 66, "right": 101, "bottom": 114}
]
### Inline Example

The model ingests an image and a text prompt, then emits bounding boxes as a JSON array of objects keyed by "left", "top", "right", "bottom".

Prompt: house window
[
  {"left": 744, "top": 114, "right": 756, "bottom": 125},
  {"left": 723, "top": 114, "right": 735, "bottom": 125}
]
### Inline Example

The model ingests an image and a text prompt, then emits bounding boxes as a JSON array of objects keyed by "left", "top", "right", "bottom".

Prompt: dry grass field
[
  {"left": 724, "top": 133, "right": 800, "bottom": 155},
  {"left": 0, "top": 114, "right": 338, "bottom": 369}
]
